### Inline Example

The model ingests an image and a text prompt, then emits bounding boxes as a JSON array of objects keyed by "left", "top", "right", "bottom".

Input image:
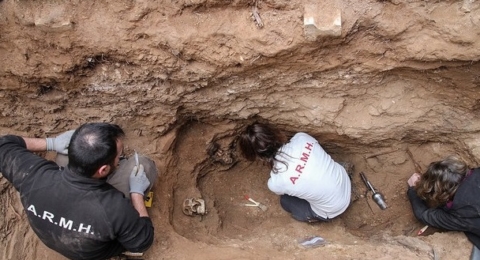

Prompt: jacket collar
[{"left": 62, "top": 166, "right": 108, "bottom": 189}]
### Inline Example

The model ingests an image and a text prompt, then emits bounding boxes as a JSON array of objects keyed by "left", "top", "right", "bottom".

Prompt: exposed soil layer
[{"left": 2, "top": 0, "right": 480, "bottom": 259}]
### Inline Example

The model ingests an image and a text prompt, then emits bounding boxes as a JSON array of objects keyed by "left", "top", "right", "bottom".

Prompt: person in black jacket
[
  {"left": 407, "top": 156, "right": 480, "bottom": 260},
  {"left": 0, "top": 123, "right": 156, "bottom": 260}
]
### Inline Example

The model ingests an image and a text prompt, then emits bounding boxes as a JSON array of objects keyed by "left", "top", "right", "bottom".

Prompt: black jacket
[
  {"left": 408, "top": 168, "right": 480, "bottom": 248},
  {"left": 0, "top": 135, "right": 154, "bottom": 260}
]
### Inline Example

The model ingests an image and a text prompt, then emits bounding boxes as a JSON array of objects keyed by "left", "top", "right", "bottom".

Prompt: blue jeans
[
  {"left": 280, "top": 194, "right": 328, "bottom": 223},
  {"left": 471, "top": 245, "right": 480, "bottom": 260}
]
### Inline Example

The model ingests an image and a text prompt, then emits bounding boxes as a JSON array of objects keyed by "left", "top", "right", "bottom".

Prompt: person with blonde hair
[
  {"left": 239, "top": 122, "right": 352, "bottom": 223},
  {"left": 407, "top": 156, "right": 480, "bottom": 259}
]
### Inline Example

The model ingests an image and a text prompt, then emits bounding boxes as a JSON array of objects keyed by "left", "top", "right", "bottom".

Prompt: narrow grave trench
[{"left": 167, "top": 120, "right": 473, "bottom": 244}]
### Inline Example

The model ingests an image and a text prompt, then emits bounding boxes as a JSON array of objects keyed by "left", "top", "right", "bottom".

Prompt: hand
[
  {"left": 407, "top": 173, "right": 421, "bottom": 187},
  {"left": 46, "top": 130, "right": 75, "bottom": 154},
  {"left": 129, "top": 164, "right": 150, "bottom": 196}
]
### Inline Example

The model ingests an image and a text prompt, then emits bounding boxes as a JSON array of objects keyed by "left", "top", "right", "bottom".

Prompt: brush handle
[
  {"left": 417, "top": 225, "right": 428, "bottom": 235},
  {"left": 244, "top": 195, "right": 258, "bottom": 204}
]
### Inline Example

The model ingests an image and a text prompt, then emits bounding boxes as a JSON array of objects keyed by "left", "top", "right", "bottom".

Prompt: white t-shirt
[{"left": 267, "top": 133, "right": 351, "bottom": 219}]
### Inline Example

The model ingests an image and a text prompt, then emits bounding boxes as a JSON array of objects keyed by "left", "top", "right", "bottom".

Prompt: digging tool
[
  {"left": 359, "top": 172, "right": 387, "bottom": 210},
  {"left": 134, "top": 151, "right": 153, "bottom": 208},
  {"left": 122, "top": 251, "right": 143, "bottom": 259},
  {"left": 244, "top": 195, "right": 267, "bottom": 211},
  {"left": 406, "top": 148, "right": 424, "bottom": 173},
  {"left": 417, "top": 225, "right": 429, "bottom": 236},
  {"left": 406, "top": 148, "right": 430, "bottom": 235},
  {"left": 134, "top": 150, "right": 139, "bottom": 175},
  {"left": 134, "top": 150, "right": 139, "bottom": 166}
]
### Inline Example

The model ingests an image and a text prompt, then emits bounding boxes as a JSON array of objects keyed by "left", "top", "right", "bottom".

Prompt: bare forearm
[
  {"left": 22, "top": 137, "right": 47, "bottom": 152},
  {"left": 131, "top": 193, "right": 149, "bottom": 217}
]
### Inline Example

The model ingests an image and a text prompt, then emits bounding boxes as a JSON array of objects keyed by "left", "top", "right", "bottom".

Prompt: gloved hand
[
  {"left": 46, "top": 130, "right": 75, "bottom": 154},
  {"left": 129, "top": 164, "right": 150, "bottom": 196}
]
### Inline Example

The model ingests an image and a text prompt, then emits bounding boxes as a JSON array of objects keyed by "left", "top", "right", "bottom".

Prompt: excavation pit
[{"left": 164, "top": 121, "right": 474, "bottom": 258}]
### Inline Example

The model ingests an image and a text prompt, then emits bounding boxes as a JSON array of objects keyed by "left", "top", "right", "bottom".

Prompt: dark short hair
[
  {"left": 415, "top": 156, "right": 468, "bottom": 207},
  {"left": 238, "top": 123, "right": 286, "bottom": 172},
  {"left": 68, "top": 123, "right": 125, "bottom": 177}
]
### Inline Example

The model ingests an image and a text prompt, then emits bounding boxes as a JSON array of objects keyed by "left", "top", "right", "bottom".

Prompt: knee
[{"left": 279, "top": 195, "right": 291, "bottom": 212}]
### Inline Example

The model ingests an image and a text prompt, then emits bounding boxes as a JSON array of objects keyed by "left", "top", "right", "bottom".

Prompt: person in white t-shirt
[{"left": 239, "top": 123, "right": 352, "bottom": 222}]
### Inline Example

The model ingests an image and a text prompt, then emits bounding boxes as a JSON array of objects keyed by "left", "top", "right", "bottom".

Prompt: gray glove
[
  {"left": 129, "top": 164, "right": 150, "bottom": 196},
  {"left": 46, "top": 130, "right": 75, "bottom": 154}
]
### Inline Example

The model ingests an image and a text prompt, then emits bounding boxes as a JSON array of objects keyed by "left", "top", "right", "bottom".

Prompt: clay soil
[
  {"left": 164, "top": 122, "right": 474, "bottom": 260},
  {"left": 1, "top": 121, "right": 473, "bottom": 259},
  {"left": 2, "top": 0, "right": 480, "bottom": 259}
]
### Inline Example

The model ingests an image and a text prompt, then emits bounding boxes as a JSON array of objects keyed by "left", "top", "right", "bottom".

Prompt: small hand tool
[
  {"left": 406, "top": 148, "right": 429, "bottom": 235},
  {"left": 244, "top": 195, "right": 267, "bottom": 211},
  {"left": 360, "top": 172, "right": 387, "bottom": 210},
  {"left": 122, "top": 251, "right": 143, "bottom": 259},
  {"left": 417, "top": 225, "right": 429, "bottom": 236},
  {"left": 134, "top": 150, "right": 139, "bottom": 167},
  {"left": 133, "top": 150, "right": 153, "bottom": 207},
  {"left": 134, "top": 150, "right": 139, "bottom": 176}
]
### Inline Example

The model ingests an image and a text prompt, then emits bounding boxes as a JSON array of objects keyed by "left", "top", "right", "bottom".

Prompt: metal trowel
[{"left": 359, "top": 172, "right": 387, "bottom": 210}]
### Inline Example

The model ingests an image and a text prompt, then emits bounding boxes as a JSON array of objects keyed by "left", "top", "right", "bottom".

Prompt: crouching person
[
  {"left": 238, "top": 122, "right": 352, "bottom": 223},
  {"left": 0, "top": 123, "right": 157, "bottom": 259},
  {"left": 407, "top": 156, "right": 480, "bottom": 260}
]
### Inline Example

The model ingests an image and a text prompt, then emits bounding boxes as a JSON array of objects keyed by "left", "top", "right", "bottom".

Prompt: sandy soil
[{"left": 4, "top": 122, "right": 473, "bottom": 259}]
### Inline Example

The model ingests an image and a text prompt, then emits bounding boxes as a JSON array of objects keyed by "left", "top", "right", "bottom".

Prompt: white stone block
[{"left": 304, "top": 3, "right": 342, "bottom": 41}]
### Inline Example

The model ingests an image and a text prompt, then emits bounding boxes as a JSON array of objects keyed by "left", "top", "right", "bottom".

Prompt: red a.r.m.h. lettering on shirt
[
  {"left": 305, "top": 142, "right": 313, "bottom": 151},
  {"left": 300, "top": 152, "right": 309, "bottom": 163},
  {"left": 290, "top": 142, "right": 314, "bottom": 184}
]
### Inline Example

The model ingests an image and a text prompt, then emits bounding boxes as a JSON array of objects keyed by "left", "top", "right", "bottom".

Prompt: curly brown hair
[{"left": 415, "top": 156, "right": 468, "bottom": 207}]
